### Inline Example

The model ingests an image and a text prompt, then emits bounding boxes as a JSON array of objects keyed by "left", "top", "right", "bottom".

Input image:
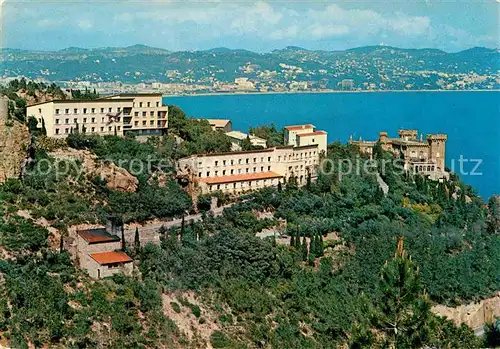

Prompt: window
[
  {"left": 83, "top": 118, "right": 87, "bottom": 123},
  {"left": 222, "top": 170, "right": 226, "bottom": 175},
  {"left": 147, "top": 102, "right": 151, "bottom": 107},
  {"left": 238, "top": 159, "right": 242, "bottom": 164},
  {"left": 150, "top": 111, "right": 154, "bottom": 117},
  {"left": 101, "top": 117, "right": 105, "bottom": 122},
  {"left": 55, "top": 128, "right": 60, "bottom": 134},
  {"left": 65, "top": 128, "right": 69, "bottom": 134},
  {"left": 91, "top": 108, "right": 95, "bottom": 113},
  {"left": 268, "top": 157, "right": 271, "bottom": 162},
  {"left": 73, "top": 118, "right": 78, "bottom": 124},
  {"left": 253, "top": 158, "right": 256, "bottom": 163},
  {"left": 260, "top": 167, "right": 264, "bottom": 172},
  {"left": 109, "top": 127, "right": 112, "bottom": 131},
  {"left": 83, "top": 108, "right": 87, "bottom": 114},
  {"left": 91, "top": 117, "right": 95, "bottom": 123},
  {"left": 246, "top": 159, "right": 249, "bottom": 164},
  {"left": 156, "top": 102, "right": 159, "bottom": 107},
  {"left": 65, "top": 108, "right": 69, "bottom": 114},
  {"left": 38, "top": 108, "right": 41, "bottom": 113},
  {"left": 142, "top": 111, "right": 146, "bottom": 117},
  {"left": 117, "top": 107, "right": 121, "bottom": 112},
  {"left": 230, "top": 160, "right": 234, "bottom": 165},
  {"left": 278, "top": 156, "right": 281, "bottom": 162},
  {"left": 65, "top": 118, "right": 69, "bottom": 124},
  {"left": 55, "top": 109, "right": 60, "bottom": 114},
  {"left": 215, "top": 171, "right": 218, "bottom": 176},
  {"left": 223, "top": 160, "right": 226, "bottom": 165},
  {"left": 230, "top": 169, "right": 234, "bottom": 175},
  {"left": 101, "top": 127, "right": 104, "bottom": 132},
  {"left": 117, "top": 126, "right": 121, "bottom": 131},
  {"left": 238, "top": 169, "right": 242, "bottom": 174},
  {"left": 253, "top": 167, "right": 256, "bottom": 172},
  {"left": 215, "top": 161, "right": 218, "bottom": 166},
  {"left": 233, "top": 183, "right": 237, "bottom": 188},
  {"left": 207, "top": 171, "right": 210, "bottom": 176},
  {"left": 134, "top": 112, "right": 139, "bottom": 116},
  {"left": 142, "top": 121, "right": 146, "bottom": 126},
  {"left": 134, "top": 121, "right": 138, "bottom": 126},
  {"left": 246, "top": 168, "right": 249, "bottom": 173},
  {"left": 74, "top": 108, "right": 78, "bottom": 114},
  {"left": 55, "top": 119, "right": 59, "bottom": 124},
  {"left": 217, "top": 184, "right": 220, "bottom": 190},
  {"left": 139, "top": 102, "right": 143, "bottom": 107},
  {"left": 100, "top": 108, "right": 105, "bottom": 113},
  {"left": 268, "top": 166, "right": 271, "bottom": 171},
  {"left": 198, "top": 172, "right": 202, "bottom": 177},
  {"left": 108, "top": 107, "right": 112, "bottom": 113},
  {"left": 91, "top": 127, "right": 95, "bottom": 132}
]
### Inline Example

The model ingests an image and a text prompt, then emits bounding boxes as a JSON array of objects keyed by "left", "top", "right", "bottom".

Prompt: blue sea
[{"left": 165, "top": 92, "right": 500, "bottom": 200}]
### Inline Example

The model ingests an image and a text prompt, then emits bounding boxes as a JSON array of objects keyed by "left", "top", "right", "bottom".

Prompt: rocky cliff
[
  {"left": 432, "top": 292, "right": 500, "bottom": 330},
  {"left": 0, "top": 96, "right": 30, "bottom": 183}
]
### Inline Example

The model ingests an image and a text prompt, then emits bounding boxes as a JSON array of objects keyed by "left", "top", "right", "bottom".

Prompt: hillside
[{"left": 1, "top": 45, "right": 499, "bottom": 91}]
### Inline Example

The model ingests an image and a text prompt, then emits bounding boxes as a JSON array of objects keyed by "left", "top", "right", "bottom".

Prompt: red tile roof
[
  {"left": 77, "top": 229, "right": 121, "bottom": 244},
  {"left": 297, "top": 131, "right": 327, "bottom": 137},
  {"left": 198, "top": 171, "right": 283, "bottom": 185},
  {"left": 90, "top": 251, "right": 133, "bottom": 265},
  {"left": 285, "top": 124, "right": 315, "bottom": 131}
]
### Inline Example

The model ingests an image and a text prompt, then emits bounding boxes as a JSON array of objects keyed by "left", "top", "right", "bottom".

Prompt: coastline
[{"left": 163, "top": 89, "right": 500, "bottom": 98}]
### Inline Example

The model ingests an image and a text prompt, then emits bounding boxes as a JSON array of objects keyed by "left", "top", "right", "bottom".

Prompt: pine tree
[
  {"left": 373, "top": 237, "right": 432, "bottom": 348},
  {"left": 134, "top": 227, "right": 140, "bottom": 250}
]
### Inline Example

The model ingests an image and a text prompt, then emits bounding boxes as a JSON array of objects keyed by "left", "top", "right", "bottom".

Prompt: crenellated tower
[{"left": 427, "top": 134, "right": 447, "bottom": 171}]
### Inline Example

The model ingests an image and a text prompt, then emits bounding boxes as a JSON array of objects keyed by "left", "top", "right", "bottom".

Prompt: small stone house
[{"left": 76, "top": 228, "right": 133, "bottom": 279}]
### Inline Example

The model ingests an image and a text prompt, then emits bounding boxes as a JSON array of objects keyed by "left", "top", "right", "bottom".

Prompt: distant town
[{"left": 2, "top": 45, "right": 499, "bottom": 95}]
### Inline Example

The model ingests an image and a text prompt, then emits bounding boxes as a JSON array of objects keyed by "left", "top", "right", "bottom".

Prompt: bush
[
  {"left": 170, "top": 302, "right": 181, "bottom": 313},
  {"left": 191, "top": 305, "right": 201, "bottom": 318},
  {"left": 210, "top": 330, "right": 232, "bottom": 348}
]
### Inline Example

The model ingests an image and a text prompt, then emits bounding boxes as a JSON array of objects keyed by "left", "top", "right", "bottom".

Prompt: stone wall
[
  {"left": 432, "top": 292, "right": 500, "bottom": 330},
  {"left": 0, "top": 96, "right": 30, "bottom": 183}
]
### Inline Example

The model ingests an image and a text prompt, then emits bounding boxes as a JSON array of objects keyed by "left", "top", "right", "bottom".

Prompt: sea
[{"left": 164, "top": 91, "right": 500, "bottom": 200}]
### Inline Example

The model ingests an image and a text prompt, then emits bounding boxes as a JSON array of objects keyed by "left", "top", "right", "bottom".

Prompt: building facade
[
  {"left": 26, "top": 93, "right": 168, "bottom": 138},
  {"left": 76, "top": 228, "right": 133, "bottom": 279},
  {"left": 177, "top": 145, "right": 320, "bottom": 195},
  {"left": 205, "top": 119, "right": 232, "bottom": 132},
  {"left": 350, "top": 129, "right": 448, "bottom": 179},
  {"left": 285, "top": 124, "right": 328, "bottom": 155}
]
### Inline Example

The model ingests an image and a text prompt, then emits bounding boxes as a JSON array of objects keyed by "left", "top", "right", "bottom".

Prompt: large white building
[
  {"left": 26, "top": 93, "right": 168, "bottom": 138},
  {"left": 284, "top": 124, "right": 328, "bottom": 155}
]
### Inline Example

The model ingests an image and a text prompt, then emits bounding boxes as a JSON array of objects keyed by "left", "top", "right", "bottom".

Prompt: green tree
[
  {"left": 300, "top": 235, "right": 308, "bottom": 261},
  {"left": 134, "top": 227, "right": 140, "bottom": 250},
  {"left": 372, "top": 237, "right": 432, "bottom": 348}
]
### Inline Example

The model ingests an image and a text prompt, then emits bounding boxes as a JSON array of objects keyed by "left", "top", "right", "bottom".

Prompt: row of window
[
  {"left": 54, "top": 125, "right": 121, "bottom": 135},
  {"left": 53, "top": 105, "right": 164, "bottom": 115},
  {"left": 201, "top": 165, "right": 272, "bottom": 178},
  {"left": 199, "top": 151, "right": 317, "bottom": 168},
  {"left": 133, "top": 111, "right": 166, "bottom": 117},
  {"left": 134, "top": 101, "right": 160, "bottom": 108},
  {"left": 209, "top": 178, "right": 277, "bottom": 191},
  {"left": 54, "top": 107, "right": 124, "bottom": 115},
  {"left": 55, "top": 117, "right": 120, "bottom": 125}
]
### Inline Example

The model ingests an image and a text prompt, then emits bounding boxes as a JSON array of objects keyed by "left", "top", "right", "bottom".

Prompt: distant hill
[{"left": 1, "top": 44, "right": 498, "bottom": 90}]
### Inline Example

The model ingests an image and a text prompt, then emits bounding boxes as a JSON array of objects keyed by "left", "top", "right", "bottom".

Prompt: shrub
[
  {"left": 191, "top": 305, "right": 201, "bottom": 318},
  {"left": 170, "top": 302, "right": 181, "bottom": 313},
  {"left": 210, "top": 330, "right": 232, "bottom": 348}
]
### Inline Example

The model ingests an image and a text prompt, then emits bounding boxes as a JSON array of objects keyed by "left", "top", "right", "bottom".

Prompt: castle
[{"left": 350, "top": 129, "right": 448, "bottom": 180}]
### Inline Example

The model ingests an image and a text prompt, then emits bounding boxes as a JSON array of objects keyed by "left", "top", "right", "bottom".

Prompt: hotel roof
[
  {"left": 28, "top": 98, "right": 134, "bottom": 107},
  {"left": 90, "top": 251, "right": 133, "bottom": 265},
  {"left": 206, "top": 119, "right": 231, "bottom": 127},
  {"left": 77, "top": 228, "right": 121, "bottom": 244},
  {"left": 297, "top": 131, "right": 327, "bottom": 137},
  {"left": 285, "top": 124, "right": 315, "bottom": 131},
  {"left": 199, "top": 171, "right": 282, "bottom": 185}
]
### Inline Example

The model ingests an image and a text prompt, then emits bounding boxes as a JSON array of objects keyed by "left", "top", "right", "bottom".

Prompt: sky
[{"left": 1, "top": 0, "right": 499, "bottom": 52}]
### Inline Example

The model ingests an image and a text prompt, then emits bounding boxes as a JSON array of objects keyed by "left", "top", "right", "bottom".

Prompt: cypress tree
[
  {"left": 59, "top": 235, "right": 64, "bottom": 253},
  {"left": 301, "top": 235, "right": 308, "bottom": 261},
  {"left": 290, "top": 229, "right": 295, "bottom": 248},
  {"left": 309, "top": 232, "right": 316, "bottom": 259},
  {"left": 318, "top": 233, "right": 324, "bottom": 257},
  {"left": 134, "top": 227, "right": 140, "bottom": 250},
  {"left": 121, "top": 225, "right": 126, "bottom": 251},
  {"left": 296, "top": 225, "right": 301, "bottom": 249},
  {"left": 277, "top": 181, "right": 282, "bottom": 192}
]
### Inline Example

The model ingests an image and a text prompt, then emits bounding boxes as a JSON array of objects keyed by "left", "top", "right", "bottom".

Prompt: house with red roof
[{"left": 76, "top": 228, "right": 133, "bottom": 279}]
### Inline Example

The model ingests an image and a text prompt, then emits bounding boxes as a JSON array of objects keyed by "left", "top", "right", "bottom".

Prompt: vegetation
[{"left": 0, "top": 99, "right": 498, "bottom": 348}]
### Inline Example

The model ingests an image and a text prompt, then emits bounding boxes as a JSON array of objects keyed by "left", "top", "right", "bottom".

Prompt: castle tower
[
  {"left": 427, "top": 134, "right": 447, "bottom": 171},
  {"left": 398, "top": 129, "right": 418, "bottom": 141}
]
